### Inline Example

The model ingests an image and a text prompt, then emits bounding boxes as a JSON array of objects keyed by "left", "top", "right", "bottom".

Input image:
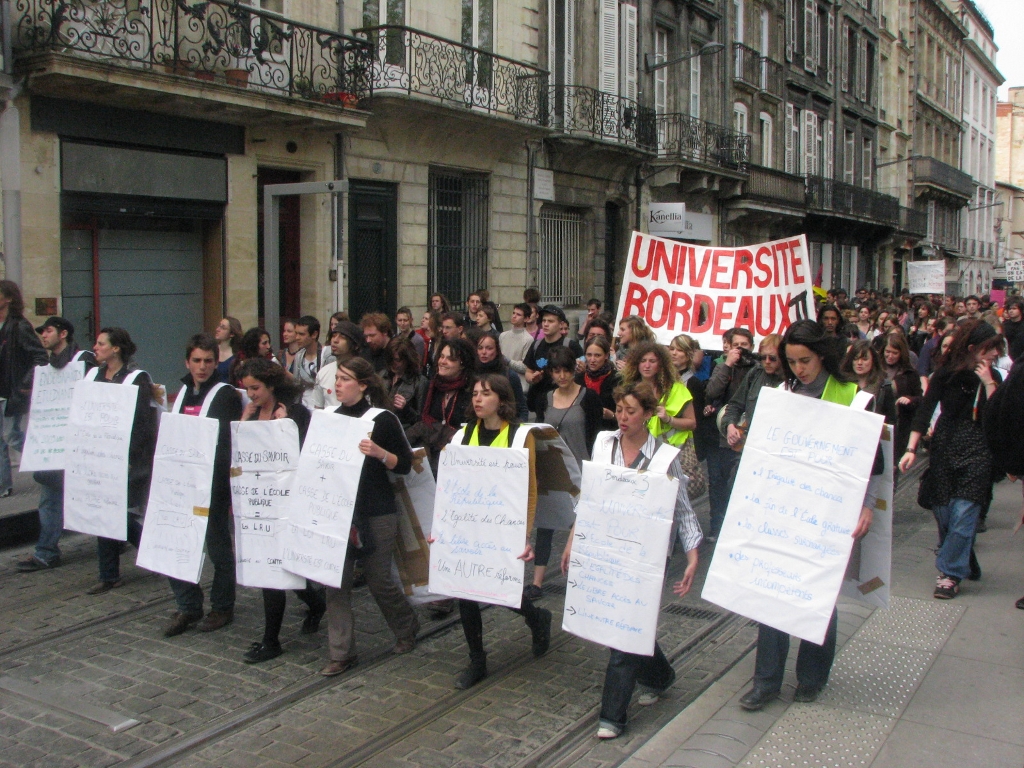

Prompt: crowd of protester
[{"left": 4, "top": 275, "right": 1024, "bottom": 738}]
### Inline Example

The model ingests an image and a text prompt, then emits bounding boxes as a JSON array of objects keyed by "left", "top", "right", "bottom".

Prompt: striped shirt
[{"left": 609, "top": 430, "right": 703, "bottom": 552}]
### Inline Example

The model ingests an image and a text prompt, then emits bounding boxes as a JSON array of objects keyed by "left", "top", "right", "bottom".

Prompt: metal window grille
[
  {"left": 539, "top": 208, "right": 583, "bottom": 305},
  {"left": 428, "top": 170, "right": 489, "bottom": 307}
]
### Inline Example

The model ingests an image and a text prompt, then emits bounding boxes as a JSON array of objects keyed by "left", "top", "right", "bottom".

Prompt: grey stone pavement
[{"left": 622, "top": 476, "right": 1024, "bottom": 768}]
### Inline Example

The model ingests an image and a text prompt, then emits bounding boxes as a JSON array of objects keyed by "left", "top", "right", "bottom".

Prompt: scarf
[
  {"left": 421, "top": 373, "right": 468, "bottom": 426},
  {"left": 476, "top": 356, "right": 508, "bottom": 376},
  {"left": 583, "top": 361, "right": 613, "bottom": 397}
]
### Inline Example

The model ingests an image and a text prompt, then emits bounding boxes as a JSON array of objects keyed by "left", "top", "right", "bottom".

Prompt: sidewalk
[{"left": 625, "top": 478, "right": 1024, "bottom": 768}]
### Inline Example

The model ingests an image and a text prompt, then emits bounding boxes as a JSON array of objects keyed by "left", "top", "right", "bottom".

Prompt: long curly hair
[{"left": 621, "top": 340, "right": 679, "bottom": 397}]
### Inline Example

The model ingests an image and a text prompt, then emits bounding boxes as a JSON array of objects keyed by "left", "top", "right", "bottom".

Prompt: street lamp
[{"left": 645, "top": 41, "right": 725, "bottom": 74}]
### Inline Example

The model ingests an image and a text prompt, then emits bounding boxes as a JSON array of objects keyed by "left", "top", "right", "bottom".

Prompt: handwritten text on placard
[{"left": 21, "top": 362, "right": 86, "bottom": 472}]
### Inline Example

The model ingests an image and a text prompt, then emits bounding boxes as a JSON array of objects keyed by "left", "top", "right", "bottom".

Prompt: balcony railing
[
  {"left": 805, "top": 176, "right": 900, "bottom": 225},
  {"left": 745, "top": 165, "right": 805, "bottom": 205},
  {"left": 760, "top": 56, "right": 784, "bottom": 98},
  {"left": 358, "top": 25, "right": 547, "bottom": 124},
  {"left": 733, "top": 42, "right": 759, "bottom": 88},
  {"left": 13, "top": 0, "right": 373, "bottom": 102},
  {"left": 899, "top": 206, "right": 928, "bottom": 237},
  {"left": 547, "top": 85, "right": 656, "bottom": 150},
  {"left": 656, "top": 113, "right": 750, "bottom": 171},
  {"left": 912, "top": 156, "right": 975, "bottom": 200}
]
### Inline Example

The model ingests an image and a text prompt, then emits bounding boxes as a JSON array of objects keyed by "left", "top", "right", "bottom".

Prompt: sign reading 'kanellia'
[{"left": 614, "top": 232, "right": 817, "bottom": 348}]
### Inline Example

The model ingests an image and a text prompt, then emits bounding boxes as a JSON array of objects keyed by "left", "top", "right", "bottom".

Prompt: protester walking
[{"left": 577, "top": 336, "right": 619, "bottom": 431}]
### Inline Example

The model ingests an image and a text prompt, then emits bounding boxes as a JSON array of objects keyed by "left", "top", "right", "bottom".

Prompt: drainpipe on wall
[
  {"left": 634, "top": 165, "right": 643, "bottom": 233},
  {"left": 334, "top": 132, "right": 346, "bottom": 313},
  {"left": 0, "top": 78, "right": 23, "bottom": 286},
  {"left": 526, "top": 140, "right": 539, "bottom": 290}
]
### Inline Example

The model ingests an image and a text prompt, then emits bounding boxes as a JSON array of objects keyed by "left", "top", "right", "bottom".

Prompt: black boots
[{"left": 455, "top": 653, "right": 488, "bottom": 689}]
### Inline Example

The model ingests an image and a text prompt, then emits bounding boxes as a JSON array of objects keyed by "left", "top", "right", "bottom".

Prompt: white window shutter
[
  {"left": 620, "top": 3, "right": 638, "bottom": 101},
  {"left": 548, "top": 0, "right": 556, "bottom": 78},
  {"left": 813, "top": 6, "right": 821, "bottom": 71},
  {"left": 804, "top": 0, "right": 815, "bottom": 71},
  {"left": 785, "top": 103, "right": 796, "bottom": 174},
  {"left": 840, "top": 21, "right": 848, "bottom": 91},
  {"left": 599, "top": 0, "right": 619, "bottom": 95},
  {"left": 786, "top": 0, "right": 795, "bottom": 61},
  {"left": 844, "top": 131, "right": 855, "bottom": 183},
  {"left": 862, "top": 139, "right": 873, "bottom": 189},
  {"left": 565, "top": 0, "right": 575, "bottom": 87},
  {"left": 802, "top": 109, "right": 815, "bottom": 175},
  {"left": 826, "top": 12, "right": 835, "bottom": 84},
  {"left": 824, "top": 118, "right": 834, "bottom": 179},
  {"left": 858, "top": 36, "right": 867, "bottom": 100}
]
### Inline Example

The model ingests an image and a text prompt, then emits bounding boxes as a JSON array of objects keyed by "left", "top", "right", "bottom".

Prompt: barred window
[
  {"left": 428, "top": 170, "right": 489, "bottom": 307},
  {"left": 539, "top": 208, "right": 583, "bottom": 305}
]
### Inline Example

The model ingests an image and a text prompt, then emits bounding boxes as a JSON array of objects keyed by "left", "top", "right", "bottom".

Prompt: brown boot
[
  {"left": 197, "top": 609, "right": 234, "bottom": 633},
  {"left": 164, "top": 611, "right": 203, "bottom": 637}
]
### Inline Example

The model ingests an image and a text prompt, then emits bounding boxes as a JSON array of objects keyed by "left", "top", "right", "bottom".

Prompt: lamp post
[{"left": 644, "top": 41, "right": 725, "bottom": 74}]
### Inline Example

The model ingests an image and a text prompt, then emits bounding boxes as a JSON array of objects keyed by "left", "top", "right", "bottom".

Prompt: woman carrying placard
[
  {"left": 560, "top": 380, "right": 701, "bottom": 740},
  {"left": 448, "top": 373, "right": 553, "bottom": 690},
  {"left": 86, "top": 327, "right": 159, "bottom": 596},
  {"left": 738, "top": 320, "right": 876, "bottom": 712},
  {"left": 237, "top": 358, "right": 327, "bottom": 664},
  {"left": 322, "top": 357, "right": 419, "bottom": 677}
]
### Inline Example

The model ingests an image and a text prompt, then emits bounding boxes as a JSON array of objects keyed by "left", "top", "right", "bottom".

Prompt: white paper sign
[
  {"left": 562, "top": 461, "right": 676, "bottom": 655},
  {"left": 392, "top": 447, "right": 440, "bottom": 604},
  {"left": 1006, "top": 258, "right": 1024, "bottom": 282},
  {"left": 280, "top": 410, "right": 372, "bottom": 587},
  {"left": 136, "top": 412, "right": 220, "bottom": 583},
  {"left": 840, "top": 426, "right": 893, "bottom": 608},
  {"left": 907, "top": 260, "right": 946, "bottom": 293},
  {"left": 702, "top": 387, "right": 883, "bottom": 644},
  {"left": 63, "top": 379, "right": 139, "bottom": 540},
  {"left": 21, "top": 362, "right": 87, "bottom": 472},
  {"left": 428, "top": 444, "right": 530, "bottom": 608},
  {"left": 231, "top": 420, "right": 305, "bottom": 590}
]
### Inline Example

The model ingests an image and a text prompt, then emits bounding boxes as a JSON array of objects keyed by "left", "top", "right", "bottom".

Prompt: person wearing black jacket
[
  {"left": 1002, "top": 297, "right": 1024, "bottom": 362},
  {"left": 163, "top": 334, "right": 244, "bottom": 637},
  {"left": 524, "top": 305, "right": 583, "bottom": 415},
  {"left": 86, "top": 327, "right": 159, "bottom": 595},
  {"left": 0, "top": 281, "right": 48, "bottom": 497},
  {"left": 321, "top": 357, "right": 419, "bottom": 677},
  {"left": 16, "top": 317, "right": 95, "bottom": 572},
  {"left": 577, "top": 336, "right": 620, "bottom": 432}
]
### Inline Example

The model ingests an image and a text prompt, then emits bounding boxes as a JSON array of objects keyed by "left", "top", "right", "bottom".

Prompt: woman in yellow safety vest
[{"left": 621, "top": 340, "right": 696, "bottom": 447}]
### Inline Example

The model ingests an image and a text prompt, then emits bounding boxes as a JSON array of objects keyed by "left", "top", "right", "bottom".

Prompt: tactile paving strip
[
  {"left": 739, "top": 706, "right": 891, "bottom": 768},
  {"left": 814, "top": 641, "right": 932, "bottom": 717},
  {"left": 853, "top": 595, "right": 963, "bottom": 652}
]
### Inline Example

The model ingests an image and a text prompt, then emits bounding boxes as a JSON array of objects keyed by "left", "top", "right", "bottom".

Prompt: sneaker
[
  {"left": 16, "top": 556, "right": 60, "bottom": 572},
  {"left": 636, "top": 689, "right": 660, "bottom": 706},
  {"left": 243, "top": 641, "right": 283, "bottom": 664},
  {"left": 596, "top": 723, "right": 621, "bottom": 739},
  {"left": 934, "top": 575, "right": 960, "bottom": 600},
  {"left": 523, "top": 584, "right": 544, "bottom": 601},
  {"left": 164, "top": 610, "right": 204, "bottom": 637}
]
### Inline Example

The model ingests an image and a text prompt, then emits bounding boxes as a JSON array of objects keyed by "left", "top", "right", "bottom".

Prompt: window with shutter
[
  {"left": 826, "top": 12, "right": 834, "bottom": 84},
  {"left": 760, "top": 112, "right": 774, "bottom": 169},
  {"left": 689, "top": 47, "right": 701, "bottom": 118},
  {"left": 803, "top": 110, "right": 817, "bottom": 175},
  {"left": 620, "top": 3, "right": 638, "bottom": 102},
  {"left": 862, "top": 138, "right": 872, "bottom": 189},
  {"left": 654, "top": 27, "right": 668, "bottom": 117},
  {"left": 857, "top": 35, "right": 867, "bottom": 100},
  {"left": 734, "top": 102, "right": 749, "bottom": 136},
  {"left": 804, "top": 0, "right": 815, "bottom": 71},
  {"left": 599, "top": 0, "right": 619, "bottom": 95},
  {"left": 840, "top": 21, "right": 848, "bottom": 91},
  {"left": 843, "top": 129, "right": 855, "bottom": 183},
  {"left": 813, "top": 6, "right": 821, "bottom": 72},
  {"left": 785, "top": 103, "right": 796, "bottom": 173},
  {"left": 823, "top": 119, "right": 834, "bottom": 179},
  {"left": 786, "top": 0, "right": 796, "bottom": 61}
]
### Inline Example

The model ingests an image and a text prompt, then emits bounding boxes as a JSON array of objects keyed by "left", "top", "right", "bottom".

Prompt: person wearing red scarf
[{"left": 576, "top": 336, "right": 620, "bottom": 431}]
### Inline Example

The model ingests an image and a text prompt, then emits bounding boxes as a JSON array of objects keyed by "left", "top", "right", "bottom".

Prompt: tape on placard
[
  {"left": 193, "top": 506, "right": 209, "bottom": 517},
  {"left": 882, "top": 425, "right": 892, "bottom": 440},
  {"left": 875, "top": 499, "right": 888, "bottom": 511},
  {"left": 857, "top": 576, "right": 885, "bottom": 595},
  {"left": 229, "top": 466, "right": 243, "bottom": 478}
]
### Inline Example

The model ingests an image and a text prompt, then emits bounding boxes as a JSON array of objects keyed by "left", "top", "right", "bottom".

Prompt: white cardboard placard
[
  {"left": 21, "top": 362, "right": 87, "bottom": 472},
  {"left": 702, "top": 387, "right": 883, "bottom": 644},
  {"left": 63, "top": 379, "right": 139, "bottom": 540},
  {"left": 840, "top": 426, "right": 893, "bottom": 608},
  {"left": 562, "top": 460, "right": 677, "bottom": 655}
]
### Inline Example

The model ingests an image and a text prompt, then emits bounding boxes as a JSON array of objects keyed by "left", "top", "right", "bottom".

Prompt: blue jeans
[
  {"left": 97, "top": 509, "right": 144, "bottom": 582},
  {"left": 168, "top": 503, "right": 236, "bottom": 614},
  {"left": 0, "top": 409, "right": 26, "bottom": 493},
  {"left": 706, "top": 445, "right": 740, "bottom": 537},
  {"left": 933, "top": 498, "right": 981, "bottom": 580},
  {"left": 32, "top": 470, "right": 64, "bottom": 564},
  {"left": 753, "top": 608, "right": 838, "bottom": 693},
  {"left": 599, "top": 642, "right": 675, "bottom": 730}
]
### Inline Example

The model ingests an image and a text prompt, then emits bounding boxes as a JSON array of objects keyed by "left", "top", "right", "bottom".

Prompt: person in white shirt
[
  {"left": 313, "top": 321, "right": 362, "bottom": 409},
  {"left": 499, "top": 303, "right": 534, "bottom": 392}
]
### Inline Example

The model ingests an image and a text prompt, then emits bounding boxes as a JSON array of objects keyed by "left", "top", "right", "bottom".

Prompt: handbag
[{"left": 677, "top": 438, "right": 708, "bottom": 498}]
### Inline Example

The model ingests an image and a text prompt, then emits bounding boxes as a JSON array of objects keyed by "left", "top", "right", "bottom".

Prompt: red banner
[{"left": 614, "top": 232, "right": 816, "bottom": 348}]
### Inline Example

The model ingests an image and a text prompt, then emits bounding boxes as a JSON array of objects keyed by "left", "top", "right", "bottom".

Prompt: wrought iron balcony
[
  {"left": 546, "top": 85, "right": 657, "bottom": 150},
  {"left": 912, "top": 156, "right": 975, "bottom": 201},
  {"left": 358, "top": 25, "right": 547, "bottom": 124},
  {"left": 805, "top": 176, "right": 900, "bottom": 225},
  {"left": 656, "top": 113, "right": 750, "bottom": 171},
  {"left": 899, "top": 206, "right": 928, "bottom": 238},
  {"left": 733, "top": 43, "right": 759, "bottom": 88},
  {"left": 12, "top": 0, "right": 373, "bottom": 102},
  {"left": 745, "top": 165, "right": 805, "bottom": 206}
]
